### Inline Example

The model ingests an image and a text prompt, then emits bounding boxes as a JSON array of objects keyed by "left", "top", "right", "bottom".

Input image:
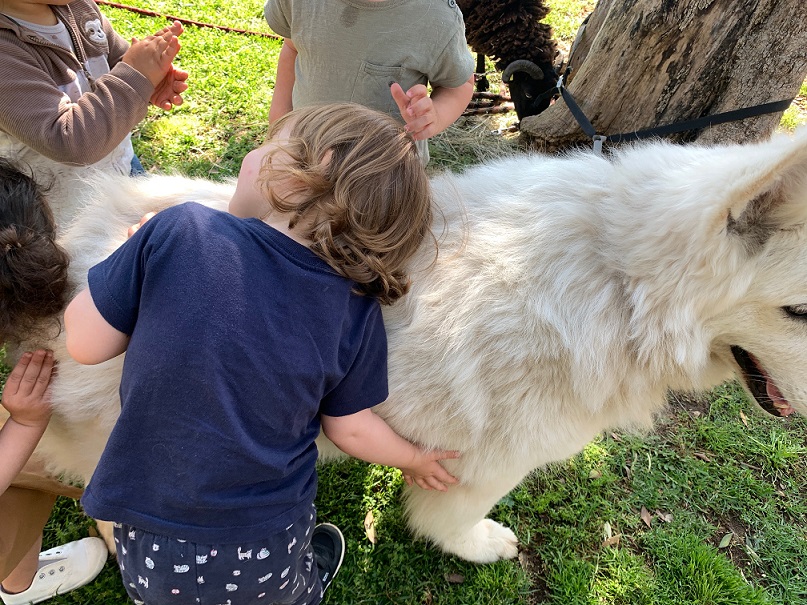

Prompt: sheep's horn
[{"left": 502, "top": 60, "right": 544, "bottom": 83}]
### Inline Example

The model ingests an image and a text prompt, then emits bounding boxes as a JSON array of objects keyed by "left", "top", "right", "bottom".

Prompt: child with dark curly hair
[
  {"left": 64, "top": 103, "right": 458, "bottom": 605},
  {"left": 0, "top": 160, "right": 65, "bottom": 488},
  {"left": 0, "top": 163, "right": 61, "bottom": 490},
  {"left": 0, "top": 0, "right": 189, "bottom": 594},
  {"left": 0, "top": 160, "right": 70, "bottom": 343},
  {"left": 0, "top": 158, "right": 92, "bottom": 605}
]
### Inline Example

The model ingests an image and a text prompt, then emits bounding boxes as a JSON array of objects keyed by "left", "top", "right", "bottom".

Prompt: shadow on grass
[{"left": 43, "top": 458, "right": 530, "bottom": 605}]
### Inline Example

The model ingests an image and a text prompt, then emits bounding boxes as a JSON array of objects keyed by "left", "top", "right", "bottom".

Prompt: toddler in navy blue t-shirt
[{"left": 64, "top": 103, "right": 458, "bottom": 605}]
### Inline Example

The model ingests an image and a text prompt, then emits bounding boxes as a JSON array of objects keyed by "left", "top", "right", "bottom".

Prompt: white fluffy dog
[{"left": 8, "top": 128, "right": 807, "bottom": 564}]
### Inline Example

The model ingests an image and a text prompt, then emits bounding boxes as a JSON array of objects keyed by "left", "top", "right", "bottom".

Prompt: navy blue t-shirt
[{"left": 81, "top": 203, "right": 388, "bottom": 543}]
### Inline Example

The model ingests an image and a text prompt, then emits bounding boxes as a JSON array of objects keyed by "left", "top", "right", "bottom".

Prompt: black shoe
[{"left": 311, "top": 523, "right": 345, "bottom": 594}]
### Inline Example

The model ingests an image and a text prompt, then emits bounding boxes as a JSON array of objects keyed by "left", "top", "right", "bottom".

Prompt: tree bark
[{"left": 519, "top": 0, "right": 807, "bottom": 151}]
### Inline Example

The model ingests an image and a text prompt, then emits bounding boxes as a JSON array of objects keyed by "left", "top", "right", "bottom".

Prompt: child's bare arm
[
  {"left": 390, "top": 76, "right": 474, "bottom": 141},
  {"left": 0, "top": 48, "right": 151, "bottom": 164},
  {"left": 64, "top": 289, "right": 130, "bottom": 366},
  {"left": 321, "top": 409, "right": 460, "bottom": 491},
  {"left": 0, "top": 350, "right": 54, "bottom": 493},
  {"left": 268, "top": 39, "right": 297, "bottom": 123}
]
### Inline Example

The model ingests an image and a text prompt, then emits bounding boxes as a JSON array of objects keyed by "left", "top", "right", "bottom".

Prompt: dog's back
[{"left": 17, "top": 127, "right": 807, "bottom": 562}]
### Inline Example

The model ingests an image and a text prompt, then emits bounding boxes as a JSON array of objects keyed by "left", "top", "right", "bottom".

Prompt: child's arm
[
  {"left": 64, "top": 289, "right": 129, "bottom": 366},
  {"left": 390, "top": 76, "right": 474, "bottom": 141},
  {"left": 268, "top": 38, "right": 297, "bottom": 123},
  {"left": 0, "top": 350, "right": 54, "bottom": 493},
  {"left": 0, "top": 22, "right": 181, "bottom": 165},
  {"left": 321, "top": 409, "right": 459, "bottom": 491}
]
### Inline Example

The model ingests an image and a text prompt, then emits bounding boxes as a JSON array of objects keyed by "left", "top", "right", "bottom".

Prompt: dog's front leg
[{"left": 403, "top": 471, "right": 524, "bottom": 563}]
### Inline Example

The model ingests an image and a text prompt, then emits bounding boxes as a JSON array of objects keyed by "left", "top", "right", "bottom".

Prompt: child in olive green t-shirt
[{"left": 264, "top": 0, "right": 475, "bottom": 163}]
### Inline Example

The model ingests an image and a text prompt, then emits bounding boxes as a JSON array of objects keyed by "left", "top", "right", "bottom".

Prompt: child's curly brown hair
[
  {"left": 0, "top": 159, "right": 70, "bottom": 343},
  {"left": 258, "top": 103, "right": 434, "bottom": 305}
]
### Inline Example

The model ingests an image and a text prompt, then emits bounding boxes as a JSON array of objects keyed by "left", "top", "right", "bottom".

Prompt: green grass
[
  {"left": 103, "top": 0, "right": 282, "bottom": 177},
  {"left": 8, "top": 1, "right": 807, "bottom": 603}
]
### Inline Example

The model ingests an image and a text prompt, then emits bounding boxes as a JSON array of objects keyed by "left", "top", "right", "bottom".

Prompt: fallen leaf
[
  {"left": 694, "top": 452, "right": 711, "bottom": 462},
  {"left": 739, "top": 410, "right": 748, "bottom": 427},
  {"left": 603, "top": 521, "right": 613, "bottom": 540},
  {"left": 640, "top": 506, "right": 652, "bottom": 528},
  {"left": 445, "top": 573, "right": 465, "bottom": 584},
  {"left": 589, "top": 469, "right": 601, "bottom": 479},
  {"left": 692, "top": 410, "right": 701, "bottom": 418},
  {"left": 655, "top": 510, "right": 673, "bottom": 523},
  {"left": 602, "top": 534, "right": 621, "bottom": 548},
  {"left": 364, "top": 509, "right": 376, "bottom": 544},
  {"left": 718, "top": 533, "right": 733, "bottom": 549}
]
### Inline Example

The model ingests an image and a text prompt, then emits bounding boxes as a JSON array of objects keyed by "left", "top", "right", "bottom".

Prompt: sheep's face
[{"left": 508, "top": 63, "right": 558, "bottom": 121}]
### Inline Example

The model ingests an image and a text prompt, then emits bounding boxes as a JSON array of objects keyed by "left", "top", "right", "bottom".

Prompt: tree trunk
[{"left": 519, "top": 0, "right": 807, "bottom": 151}]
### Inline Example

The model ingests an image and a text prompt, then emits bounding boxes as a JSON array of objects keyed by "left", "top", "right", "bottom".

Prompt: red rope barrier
[{"left": 94, "top": 0, "right": 282, "bottom": 39}]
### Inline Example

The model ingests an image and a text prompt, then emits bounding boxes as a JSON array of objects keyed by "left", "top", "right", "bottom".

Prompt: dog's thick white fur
[{"left": 11, "top": 128, "right": 807, "bottom": 564}]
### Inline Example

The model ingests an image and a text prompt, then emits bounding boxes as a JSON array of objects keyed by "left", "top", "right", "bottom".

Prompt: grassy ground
[{"left": 9, "top": 0, "right": 807, "bottom": 604}]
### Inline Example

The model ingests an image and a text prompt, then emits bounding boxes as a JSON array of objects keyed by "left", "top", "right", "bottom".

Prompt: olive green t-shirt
[{"left": 264, "top": 0, "right": 474, "bottom": 163}]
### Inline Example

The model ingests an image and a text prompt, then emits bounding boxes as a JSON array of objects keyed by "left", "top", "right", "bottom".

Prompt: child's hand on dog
[
  {"left": 2, "top": 349, "right": 55, "bottom": 429},
  {"left": 0, "top": 350, "right": 55, "bottom": 493},
  {"left": 128, "top": 212, "right": 157, "bottom": 238},
  {"left": 401, "top": 448, "right": 460, "bottom": 491},
  {"left": 321, "top": 409, "right": 461, "bottom": 491}
]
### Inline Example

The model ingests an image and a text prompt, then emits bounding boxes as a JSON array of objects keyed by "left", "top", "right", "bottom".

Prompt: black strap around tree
[
  {"left": 550, "top": 70, "right": 793, "bottom": 152},
  {"left": 606, "top": 99, "right": 794, "bottom": 143}
]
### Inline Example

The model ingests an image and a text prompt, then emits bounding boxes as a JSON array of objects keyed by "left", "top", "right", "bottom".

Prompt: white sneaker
[{"left": 0, "top": 537, "right": 108, "bottom": 605}]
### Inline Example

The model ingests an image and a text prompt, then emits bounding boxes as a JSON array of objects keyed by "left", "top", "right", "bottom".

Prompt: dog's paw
[{"left": 438, "top": 518, "right": 519, "bottom": 563}]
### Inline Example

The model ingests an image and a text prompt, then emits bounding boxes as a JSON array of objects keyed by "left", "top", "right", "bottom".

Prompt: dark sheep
[{"left": 457, "top": 0, "right": 560, "bottom": 121}]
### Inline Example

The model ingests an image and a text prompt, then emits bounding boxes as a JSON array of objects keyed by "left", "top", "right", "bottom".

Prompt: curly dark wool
[
  {"left": 457, "top": 0, "right": 558, "bottom": 70},
  {"left": 0, "top": 159, "right": 70, "bottom": 343}
]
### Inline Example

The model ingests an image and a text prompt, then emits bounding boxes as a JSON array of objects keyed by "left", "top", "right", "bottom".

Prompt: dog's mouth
[{"left": 730, "top": 346, "right": 795, "bottom": 417}]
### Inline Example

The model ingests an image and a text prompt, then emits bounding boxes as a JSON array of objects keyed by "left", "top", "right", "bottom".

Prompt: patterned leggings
[{"left": 114, "top": 505, "right": 321, "bottom": 605}]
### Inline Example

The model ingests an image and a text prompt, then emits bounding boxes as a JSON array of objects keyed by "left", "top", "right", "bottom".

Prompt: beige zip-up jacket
[{"left": 0, "top": 0, "right": 155, "bottom": 224}]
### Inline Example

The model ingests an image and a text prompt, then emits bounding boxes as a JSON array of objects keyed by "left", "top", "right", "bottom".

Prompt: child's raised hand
[
  {"left": 390, "top": 82, "right": 438, "bottom": 141},
  {"left": 401, "top": 448, "right": 460, "bottom": 492},
  {"left": 122, "top": 21, "right": 184, "bottom": 88},
  {"left": 1, "top": 350, "right": 55, "bottom": 429},
  {"left": 150, "top": 65, "right": 189, "bottom": 111}
]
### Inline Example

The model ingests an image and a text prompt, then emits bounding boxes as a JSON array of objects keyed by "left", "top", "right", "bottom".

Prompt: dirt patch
[
  {"left": 518, "top": 543, "right": 551, "bottom": 605},
  {"left": 710, "top": 515, "right": 756, "bottom": 571},
  {"left": 667, "top": 390, "right": 712, "bottom": 417}
]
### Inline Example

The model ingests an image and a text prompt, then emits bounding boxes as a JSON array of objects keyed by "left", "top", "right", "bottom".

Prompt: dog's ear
[{"left": 722, "top": 128, "right": 807, "bottom": 251}]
